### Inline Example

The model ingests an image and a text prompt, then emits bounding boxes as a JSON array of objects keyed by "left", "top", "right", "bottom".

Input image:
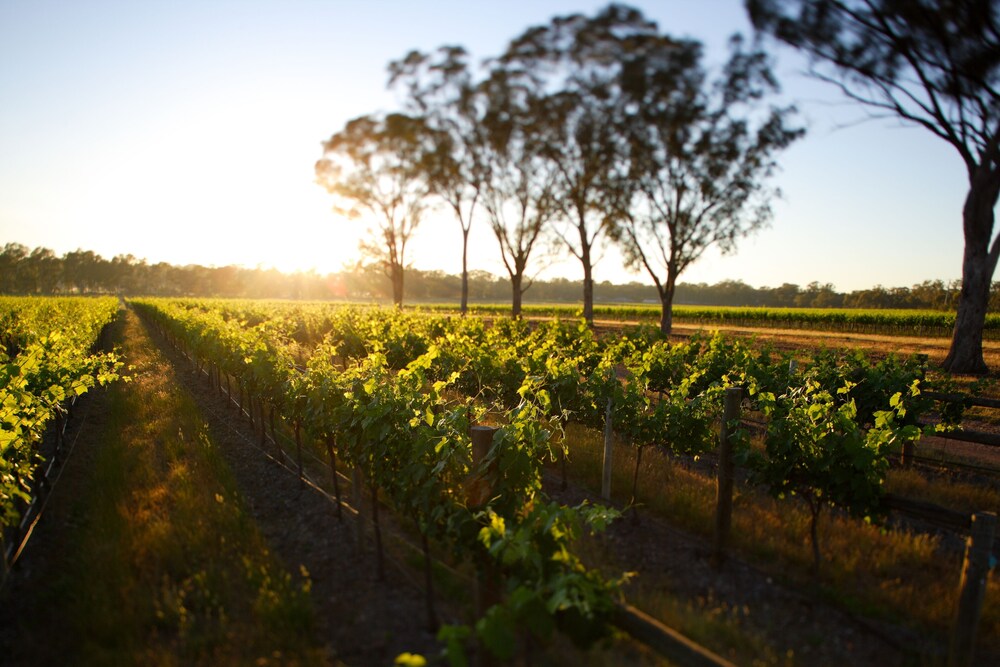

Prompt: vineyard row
[
  {"left": 419, "top": 302, "right": 1000, "bottom": 338},
  {"left": 0, "top": 296, "right": 123, "bottom": 573},
  {"left": 128, "top": 297, "right": 980, "bottom": 662}
]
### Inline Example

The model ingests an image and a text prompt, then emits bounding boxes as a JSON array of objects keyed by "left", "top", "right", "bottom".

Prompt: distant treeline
[{"left": 1, "top": 242, "right": 992, "bottom": 311}]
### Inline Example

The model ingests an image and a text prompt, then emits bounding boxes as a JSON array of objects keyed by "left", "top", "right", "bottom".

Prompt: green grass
[{"left": 43, "top": 310, "right": 330, "bottom": 666}]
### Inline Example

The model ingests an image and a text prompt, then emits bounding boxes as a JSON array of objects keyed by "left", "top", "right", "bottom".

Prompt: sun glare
[{"left": 232, "top": 193, "right": 365, "bottom": 277}]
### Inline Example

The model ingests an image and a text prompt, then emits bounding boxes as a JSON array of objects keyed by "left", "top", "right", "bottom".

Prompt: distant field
[{"left": 412, "top": 302, "right": 999, "bottom": 339}]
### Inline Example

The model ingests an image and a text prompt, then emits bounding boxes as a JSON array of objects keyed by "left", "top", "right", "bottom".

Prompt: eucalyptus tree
[
  {"left": 0, "top": 243, "right": 29, "bottom": 293},
  {"left": 498, "top": 4, "right": 659, "bottom": 325},
  {"left": 62, "top": 249, "right": 111, "bottom": 294},
  {"left": 26, "top": 247, "right": 61, "bottom": 294},
  {"left": 478, "top": 67, "right": 561, "bottom": 318},
  {"left": 388, "top": 46, "right": 490, "bottom": 315},
  {"left": 110, "top": 253, "right": 146, "bottom": 295},
  {"left": 747, "top": 0, "right": 1000, "bottom": 374},
  {"left": 315, "top": 113, "right": 430, "bottom": 307},
  {"left": 613, "top": 34, "right": 803, "bottom": 334}
]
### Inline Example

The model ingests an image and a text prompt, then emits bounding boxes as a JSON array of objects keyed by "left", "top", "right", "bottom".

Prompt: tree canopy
[
  {"left": 613, "top": 33, "right": 803, "bottom": 332},
  {"left": 388, "top": 46, "right": 489, "bottom": 314},
  {"left": 496, "top": 5, "right": 661, "bottom": 325},
  {"left": 477, "top": 66, "right": 561, "bottom": 318},
  {"left": 315, "top": 113, "right": 431, "bottom": 307}
]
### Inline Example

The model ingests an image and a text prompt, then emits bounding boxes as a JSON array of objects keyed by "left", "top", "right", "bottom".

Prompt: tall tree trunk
[
  {"left": 460, "top": 226, "right": 470, "bottom": 316},
  {"left": 581, "top": 246, "right": 594, "bottom": 326},
  {"left": 575, "top": 210, "right": 596, "bottom": 325},
  {"left": 945, "top": 166, "right": 1000, "bottom": 374},
  {"left": 807, "top": 495, "right": 822, "bottom": 577},
  {"left": 658, "top": 274, "right": 677, "bottom": 335},
  {"left": 946, "top": 250, "right": 992, "bottom": 375},
  {"left": 511, "top": 272, "right": 523, "bottom": 319},
  {"left": 390, "top": 262, "right": 405, "bottom": 308}
]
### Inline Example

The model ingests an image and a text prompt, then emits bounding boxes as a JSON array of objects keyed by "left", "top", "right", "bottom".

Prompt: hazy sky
[{"left": 0, "top": 0, "right": 981, "bottom": 292}]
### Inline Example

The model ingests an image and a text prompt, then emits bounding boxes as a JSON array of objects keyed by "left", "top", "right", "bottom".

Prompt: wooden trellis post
[
  {"left": 948, "top": 511, "right": 997, "bottom": 667},
  {"left": 602, "top": 396, "right": 614, "bottom": 500},
  {"left": 470, "top": 425, "right": 500, "bottom": 667},
  {"left": 712, "top": 387, "right": 742, "bottom": 569}
]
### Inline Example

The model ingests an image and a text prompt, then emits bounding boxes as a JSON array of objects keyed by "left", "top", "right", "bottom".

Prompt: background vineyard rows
[
  {"left": 419, "top": 302, "right": 1000, "bottom": 339},
  {"left": 124, "top": 297, "right": 960, "bottom": 660}
]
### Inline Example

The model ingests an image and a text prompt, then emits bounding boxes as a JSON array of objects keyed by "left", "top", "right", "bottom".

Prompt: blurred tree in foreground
[{"left": 747, "top": 0, "right": 1000, "bottom": 373}]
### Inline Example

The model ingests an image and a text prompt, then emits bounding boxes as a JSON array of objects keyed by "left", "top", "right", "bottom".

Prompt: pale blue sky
[{"left": 0, "top": 0, "right": 978, "bottom": 292}]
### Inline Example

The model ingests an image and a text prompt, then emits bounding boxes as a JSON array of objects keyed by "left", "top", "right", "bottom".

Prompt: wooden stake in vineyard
[
  {"left": 258, "top": 399, "right": 267, "bottom": 451},
  {"left": 628, "top": 438, "right": 644, "bottom": 525},
  {"left": 293, "top": 421, "right": 304, "bottom": 484},
  {"left": 352, "top": 466, "right": 364, "bottom": 549},
  {"left": 245, "top": 388, "right": 254, "bottom": 430},
  {"left": 712, "top": 387, "right": 742, "bottom": 569},
  {"left": 421, "top": 531, "right": 439, "bottom": 633},
  {"left": 326, "top": 435, "right": 343, "bottom": 521},
  {"left": 1, "top": 534, "right": 9, "bottom": 583},
  {"left": 948, "top": 511, "right": 997, "bottom": 667},
  {"left": 602, "top": 396, "right": 613, "bottom": 501},
  {"left": 370, "top": 481, "right": 385, "bottom": 582},
  {"left": 470, "top": 425, "right": 500, "bottom": 667}
]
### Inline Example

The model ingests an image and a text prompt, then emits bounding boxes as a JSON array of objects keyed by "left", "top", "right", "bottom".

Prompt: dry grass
[
  {"left": 564, "top": 423, "right": 1000, "bottom": 649},
  {"left": 886, "top": 467, "right": 1000, "bottom": 515}
]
